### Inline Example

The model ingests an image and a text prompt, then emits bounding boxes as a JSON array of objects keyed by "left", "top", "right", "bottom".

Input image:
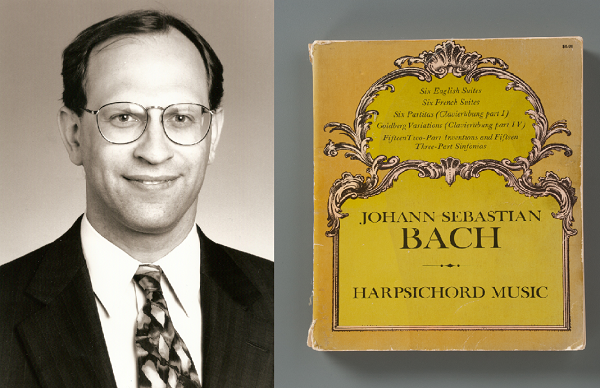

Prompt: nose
[{"left": 132, "top": 111, "right": 174, "bottom": 164}]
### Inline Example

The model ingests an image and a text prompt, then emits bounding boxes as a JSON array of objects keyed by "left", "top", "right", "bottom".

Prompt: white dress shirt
[{"left": 80, "top": 215, "right": 202, "bottom": 388}]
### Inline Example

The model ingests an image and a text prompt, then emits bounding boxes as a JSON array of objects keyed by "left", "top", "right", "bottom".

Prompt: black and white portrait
[{"left": 0, "top": 1, "right": 273, "bottom": 387}]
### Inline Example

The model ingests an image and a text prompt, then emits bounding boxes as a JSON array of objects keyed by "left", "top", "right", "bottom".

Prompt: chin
[{"left": 121, "top": 211, "right": 188, "bottom": 235}]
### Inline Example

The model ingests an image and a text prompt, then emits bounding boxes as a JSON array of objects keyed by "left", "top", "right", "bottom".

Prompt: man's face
[{"left": 61, "top": 30, "right": 221, "bottom": 240}]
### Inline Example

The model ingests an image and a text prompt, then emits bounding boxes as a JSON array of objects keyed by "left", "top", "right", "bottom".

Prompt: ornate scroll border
[{"left": 323, "top": 40, "right": 577, "bottom": 331}]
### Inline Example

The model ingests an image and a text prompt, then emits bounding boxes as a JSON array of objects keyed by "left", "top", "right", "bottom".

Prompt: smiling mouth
[
  {"left": 137, "top": 180, "right": 172, "bottom": 185},
  {"left": 125, "top": 176, "right": 179, "bottom": 186}
]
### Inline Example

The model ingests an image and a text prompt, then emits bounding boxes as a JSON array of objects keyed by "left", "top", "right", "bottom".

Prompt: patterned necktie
[{"left": 134, "top": 265, "right": 201, "bottom": 388}]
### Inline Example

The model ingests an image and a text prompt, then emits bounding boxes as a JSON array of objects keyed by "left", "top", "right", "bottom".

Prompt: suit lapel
[
  {"left": 17, "top": 218, "right": 116, "bottom": 388},
  {"left": 199, "top": 229, "right": 273, "bottom": 387}
]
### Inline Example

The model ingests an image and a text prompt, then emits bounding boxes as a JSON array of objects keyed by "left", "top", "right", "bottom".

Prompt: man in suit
[{"left": 0, "top": 10, "right": 273, "bottom": 388}]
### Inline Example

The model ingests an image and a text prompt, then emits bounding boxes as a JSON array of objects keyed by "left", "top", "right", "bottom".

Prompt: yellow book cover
[{"left": 309, "top": 38, "right": 584, "bottom": 351}]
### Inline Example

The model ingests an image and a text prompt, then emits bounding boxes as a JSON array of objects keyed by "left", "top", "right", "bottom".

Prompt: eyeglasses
[{"left": 82, "top": 102, "right": 214, "bottom": 145}]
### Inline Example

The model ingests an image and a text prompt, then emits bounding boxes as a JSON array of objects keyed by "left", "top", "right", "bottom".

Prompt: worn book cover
[{"left": 309, "top": 38, "right": 584, "bottom": 350}]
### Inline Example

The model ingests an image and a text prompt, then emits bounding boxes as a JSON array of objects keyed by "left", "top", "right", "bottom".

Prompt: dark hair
[{"left": 61, "top": 10, "right": 224, "bottom": 115}]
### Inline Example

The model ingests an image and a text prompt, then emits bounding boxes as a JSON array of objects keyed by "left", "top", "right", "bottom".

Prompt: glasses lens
[
  {"left": 163, "top": 104, "right": 212, "bottom": 145},
  {"left": 97, "top": 103, "right": 147, "bottom": 144}
]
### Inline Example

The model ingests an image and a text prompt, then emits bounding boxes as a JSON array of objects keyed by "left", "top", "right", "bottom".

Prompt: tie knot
[{"left": 133, "top": 265, "right": 162, "bottom": 293}]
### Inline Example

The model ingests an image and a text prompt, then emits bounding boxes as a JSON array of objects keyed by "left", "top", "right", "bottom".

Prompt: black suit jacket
[{"left": 0, "top": 217, "right": 274, "bottom": 387}]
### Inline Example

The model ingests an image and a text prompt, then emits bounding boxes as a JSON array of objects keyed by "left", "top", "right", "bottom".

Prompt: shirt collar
[
  {"left": 154, "top": 226, "right": 201, "bottom": 315},
  {"left": 80, "top": 215, "right": 200, "bottom": 317}
]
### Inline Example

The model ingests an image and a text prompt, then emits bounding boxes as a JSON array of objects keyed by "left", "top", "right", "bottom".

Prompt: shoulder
[
  {"left": 0, "top": 241, "right": 56, "bottom": 339},
  {"left": 0, "top": 218, "right": 83, "bottom": 304},
  {"left": 220, "top": 245, "right": 274, "bottom": 294},
  {"left": 205, "top": 238, "right": 273, "bottom": 298},
  {"left": 0, "top": 243, "right": 52, "bottom": 294},
  {"left": 198, "top": 229, "right": 273, "bottom": 315}
]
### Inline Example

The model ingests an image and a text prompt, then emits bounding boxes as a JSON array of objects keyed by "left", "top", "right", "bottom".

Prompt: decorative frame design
[{"left": 323, "top": 41, "right": 577, "bottom": 331}]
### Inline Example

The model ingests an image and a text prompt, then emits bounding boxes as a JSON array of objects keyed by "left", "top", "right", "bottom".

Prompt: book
[{"left": 309, "top": 38, "right": 584, "bottom": 351}]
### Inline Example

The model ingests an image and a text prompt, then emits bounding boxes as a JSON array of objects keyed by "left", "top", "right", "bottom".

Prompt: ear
[
  {"left": 57, "top": 106, "right": 83, "bottom": 166},
  {"left": 207, "top": 108, "right": 223, "bottom": 164}
]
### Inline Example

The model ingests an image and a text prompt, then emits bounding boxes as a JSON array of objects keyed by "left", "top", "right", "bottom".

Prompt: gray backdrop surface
[
  {"left": 0, "top": 0, "right": 274, "bottom": 263},
  {"left": 274, "top": 0, "right": 599, "bottom": 387}
]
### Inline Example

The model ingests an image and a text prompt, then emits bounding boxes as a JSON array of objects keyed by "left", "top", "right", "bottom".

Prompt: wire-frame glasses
[{"left": 83, "top": 102, "right": 214, "bottom": 145}]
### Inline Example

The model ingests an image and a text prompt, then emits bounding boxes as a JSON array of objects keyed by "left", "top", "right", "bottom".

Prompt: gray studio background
[
  {"left": 0, "top": 0, "right": 274, "bottom": 263},
  {"left": 275, "top": 0, "right": 599, "bottom": 387}
]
